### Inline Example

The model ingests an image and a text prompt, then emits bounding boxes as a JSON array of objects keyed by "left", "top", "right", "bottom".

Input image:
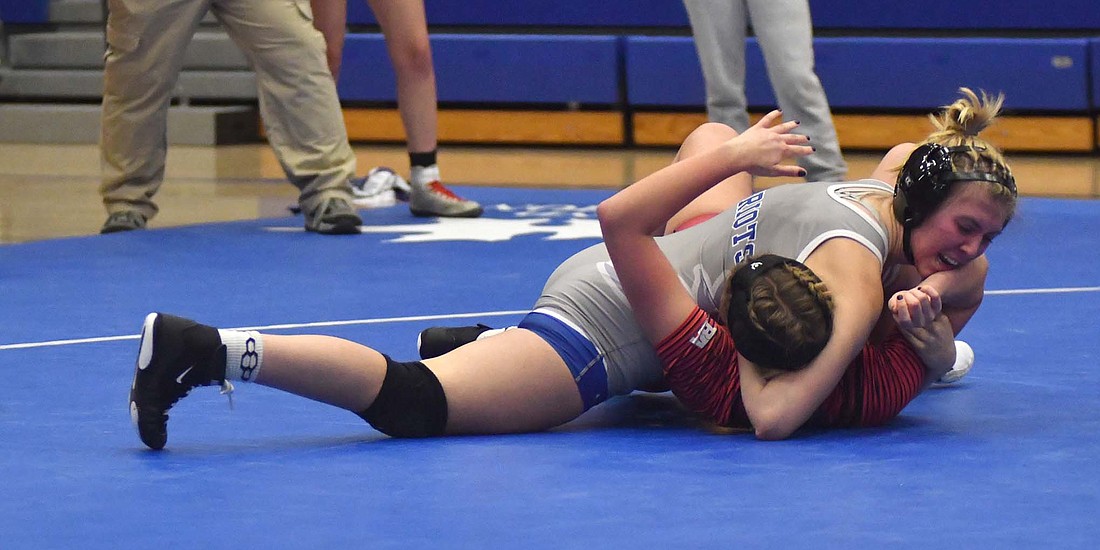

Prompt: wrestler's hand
[
  {"left": 889, "top": 286, "right": 956, "bottom": 373},
  {"left": 731, "top": 110, "right": 814, "bottom": 178}
]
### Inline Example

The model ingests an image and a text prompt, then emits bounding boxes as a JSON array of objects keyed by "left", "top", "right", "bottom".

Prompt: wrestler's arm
[
  {"left": 739, "top": 237, "right": 885, "bottom": 440},
  {"left": 598, "top": 112, "right": 811, "bottom": 343},
  {"left": 919, "top": 256, "right": 987, "bottom": 334},
  {"left": 659, "top": 308, "right": 936, "bottom": 431},
  {"left": 874, "top": 256, "right": 987, "bottom": 385}
]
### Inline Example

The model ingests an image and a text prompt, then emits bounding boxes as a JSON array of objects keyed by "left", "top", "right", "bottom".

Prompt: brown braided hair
[{"left": 721, "top": 256, "right": 835, "bottom": 371}]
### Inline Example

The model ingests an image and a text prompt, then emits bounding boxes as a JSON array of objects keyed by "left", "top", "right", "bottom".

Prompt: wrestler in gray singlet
[{"left": 533, "top": 179, "right": 895, "bottom": 396}]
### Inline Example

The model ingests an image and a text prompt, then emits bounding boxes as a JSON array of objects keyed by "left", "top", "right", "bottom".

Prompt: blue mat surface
[{"left": 1, "top": 187, "right": 1098, "bottom": 548}]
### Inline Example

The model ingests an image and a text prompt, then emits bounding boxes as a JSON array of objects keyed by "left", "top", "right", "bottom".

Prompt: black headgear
[
  {"left": 726, "top": 254, "right": 833, "bottom": 371},
  {"left": 893, "top": 143, "right": 1017, "bottom": 263}
]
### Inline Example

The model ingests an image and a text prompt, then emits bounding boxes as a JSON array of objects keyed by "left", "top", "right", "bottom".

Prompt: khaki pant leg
[
  {"left": 99, "top": 0, "right": 209, "bottom": 217},
  {"left": 213, "top": 0, "right": 356, "bottom": 211}
]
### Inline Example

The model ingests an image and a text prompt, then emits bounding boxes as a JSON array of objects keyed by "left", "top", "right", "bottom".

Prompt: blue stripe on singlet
[{"left": 518, "top": 311, "right": 609, "bottom": 411}]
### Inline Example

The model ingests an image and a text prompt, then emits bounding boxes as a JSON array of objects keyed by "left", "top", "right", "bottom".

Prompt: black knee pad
[{"left": 357, "top": 356, "right": 448, "bottom": 438}]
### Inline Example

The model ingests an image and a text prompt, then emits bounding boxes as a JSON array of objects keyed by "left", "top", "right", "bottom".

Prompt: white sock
[
  {"left": 219, "top": 329, "right": 264, "bottom": 382},
  {"left": 936, "top": 340, "right": 974, "bottom": 384},
  {"left": 410, "top": 164, "right": 440, "bottom": 188}
]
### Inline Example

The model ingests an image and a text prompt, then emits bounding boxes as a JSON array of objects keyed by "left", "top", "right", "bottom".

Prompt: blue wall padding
[
  {"left": 347, "top": 0, "right": 688, "bottom": 27},
  {"left": 625, "top": 36, "right": 770, "bottom": 108},
  {"left": 338, "top": 34, "right": 620, "bottom": 105},
  {"left": 814, "top": 38, "right": 1090, "bottom": 111},
  {"left": 808, "top": 0, "right": 1100, "bottom": 30},
  {"left": 1091, "top": 39, "right": 1100, "bottom": 109},
  {"left": 6, "top": 0, "right": 1095, "bottom": 31},
  {"left": 0, "top": 0, "right": 49, "bottom": 23},
  {"left": 344, "top": 0, "right": 1098, "bottom": 30},
  {"left": 626, "top": 36, "right": 1091, "bottom": 112}
]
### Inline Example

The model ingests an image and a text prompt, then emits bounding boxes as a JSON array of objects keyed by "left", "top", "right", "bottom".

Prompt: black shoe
[
  {"left": 129, "top": 313, "right": 228, "bottom": 450},
  {"left": 101, "top": 210, "right": 147, "bottom": 234},
  {"left": 416, "top": 324, "right": 494, "bottom": 360},
  {"left": 304, "top": 196, "right": 362, "bottom": 235}
]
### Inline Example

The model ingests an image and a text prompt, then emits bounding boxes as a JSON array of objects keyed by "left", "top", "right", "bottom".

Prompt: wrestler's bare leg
[
  {"left": 665, "top": 123, "right": 756, "bottom": 234},
  {"left": 869, "top": 143, "right": 918, "bottom": 185}
]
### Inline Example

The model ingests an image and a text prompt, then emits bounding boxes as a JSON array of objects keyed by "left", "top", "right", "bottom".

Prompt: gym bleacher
[{"left": 1, "top": 0, "right": 1097, "bottom": 151}]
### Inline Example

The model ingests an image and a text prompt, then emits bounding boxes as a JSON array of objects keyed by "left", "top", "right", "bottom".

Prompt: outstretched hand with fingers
[
  {"left": 730, "top": 110, "right": 815, "bottom": 178},
  {"left": 889, "top": 286, "right": 956, "bottom": 372}
]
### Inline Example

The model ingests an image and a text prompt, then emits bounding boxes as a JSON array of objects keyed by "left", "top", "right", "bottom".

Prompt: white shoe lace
[{"left": 220, "top": 380, "right": 235, "bottom": 410}]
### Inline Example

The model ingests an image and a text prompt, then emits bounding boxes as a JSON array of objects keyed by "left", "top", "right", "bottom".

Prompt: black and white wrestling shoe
[
  {"left": 129, "top": 313, "right": 229, "bottom": 450},
  {"left": 416, "top": 324, "right": 495, "bottom": 360}
]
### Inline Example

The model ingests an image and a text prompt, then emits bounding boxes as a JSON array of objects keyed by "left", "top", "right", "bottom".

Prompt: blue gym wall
[
  {"left": 337, "top": 0, "right": 1100, "bottom": 114},
  {"left": 3, "top": 0, "right": 1099, "bottom": 113},
  {"left": 0, "top": 0, "right": 49, "bottom": 23}
]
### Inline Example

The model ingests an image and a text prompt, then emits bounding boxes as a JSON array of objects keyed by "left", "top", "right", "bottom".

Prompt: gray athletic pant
[
  {"left": 100, "top": 0, "right": 357, "bottom": 218},
  {"left": 683, "top": 0, "right": 847, "bottom": 181}
]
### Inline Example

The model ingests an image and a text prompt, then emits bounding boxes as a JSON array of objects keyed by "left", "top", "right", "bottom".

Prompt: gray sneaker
[
  {"left": 101, "top": 210, "right": 147, "bottom": 234},
  {"left": 304, "top": 196, "right": 362, "bottom": 235},
  {"left": 409, "top": 181, "right": 483, "bottom": 218}
]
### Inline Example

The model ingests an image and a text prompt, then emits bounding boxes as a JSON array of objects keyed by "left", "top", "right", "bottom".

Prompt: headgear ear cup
[
  {"left": 893, "top": 143, "right": 955, "bottom": 230},
  {"left": 892, "top": 143, "right": 1016, "bottom": 264}
]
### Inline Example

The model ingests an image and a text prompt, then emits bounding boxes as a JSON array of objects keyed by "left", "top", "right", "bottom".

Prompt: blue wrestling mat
[{"left": 1, "top": 187, "right": 1098, "bottom": 548}]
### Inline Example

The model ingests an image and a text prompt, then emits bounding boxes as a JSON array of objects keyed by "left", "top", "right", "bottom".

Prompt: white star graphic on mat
[
  {"left": 358, "top": 217, "right": 602, "bottom": 243},
  {"left": 541, "top": 219, "right": 603, "bottom": 241},
  {"left": 264, "top": 216, "right": 602, "bottom": 242}
]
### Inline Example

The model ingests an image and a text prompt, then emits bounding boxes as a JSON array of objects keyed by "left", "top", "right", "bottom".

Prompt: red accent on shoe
[{"left": 426, "top": 181, "right": 465, "bottom": 201}]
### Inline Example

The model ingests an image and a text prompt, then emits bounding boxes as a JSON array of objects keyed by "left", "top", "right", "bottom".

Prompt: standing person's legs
[
  {"left": 368, "top": 0, "right": 437, "bottom": 156},
  {"left": 99, "top": 0, "right": 207, "bottom": 230},
  {"left": 747, "top": 0, "right": 846, "bottom": 181},
  {"left": 683, "top": 0, "right": 751, "bottom": 132},
  {"left": 214, "top": 0, "right": 358, "bottom": 217},
  {"left": 367, "top": 0, "right": 482, "bottom": 218},
  {"left": 308, "top": 0, "right": 438, "bottom": 155}
]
